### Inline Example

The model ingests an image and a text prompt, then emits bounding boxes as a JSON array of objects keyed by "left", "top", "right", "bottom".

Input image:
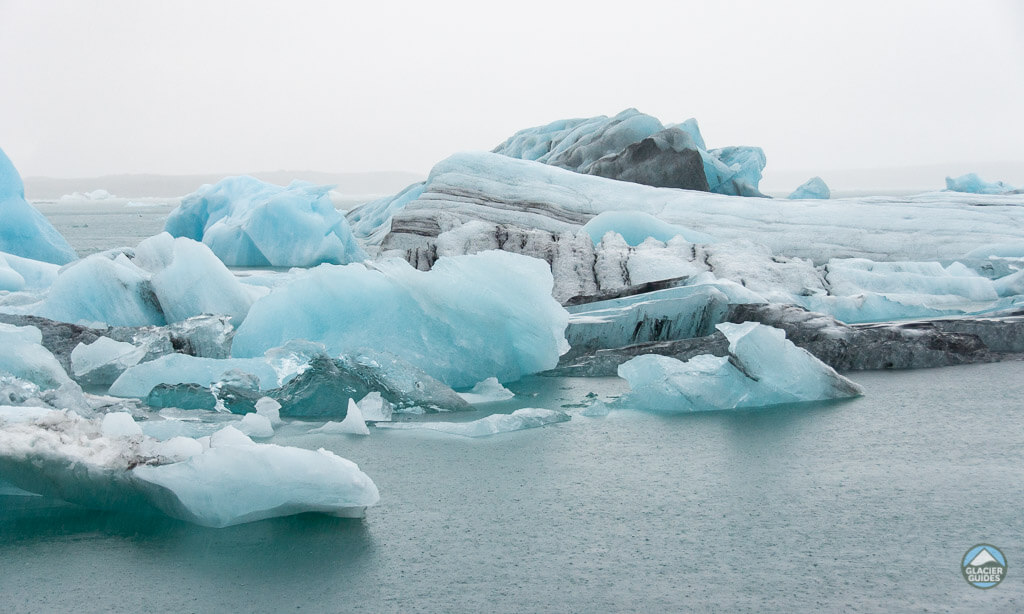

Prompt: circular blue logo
[{"left": 962, "top": 544, "right": 1007, "bottom": 589}]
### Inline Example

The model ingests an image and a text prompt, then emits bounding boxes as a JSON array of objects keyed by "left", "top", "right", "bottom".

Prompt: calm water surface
[{"left": 1, "top": 363, "right": 1022, "bottom": 613}]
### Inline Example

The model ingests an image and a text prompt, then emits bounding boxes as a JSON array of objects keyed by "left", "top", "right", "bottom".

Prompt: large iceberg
[
  {"left": 0, "top": 147, "right": 76, "bottom": 265},
  {"left": 232, "top": 251, "right": 570, "bottom": 388},
  {"left": 0, "top": 409, "right": 380, "bottom": 527},
  {"left": 617, "top": 322, "right": 863, "bottom": 412},
  {"left": 5, "top": 234, "right": 258, "bottom": 327},
  {"left": 376, "top": 408, "right": 570, "bottom": 437},
  {"left": 491, "top": 109, "right": 767, "bottom": 196},
  {"left": 165, "top": 176, "right": 366, "bottom": 267}
]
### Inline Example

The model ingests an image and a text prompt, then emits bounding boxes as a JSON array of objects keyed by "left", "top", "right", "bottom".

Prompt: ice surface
[
  {"left": 0, "top": 410, "right": 380, "bottom": 527},
  {"left": 946, "top": 173, "right": 1021, "bottom": 195},
  {"left": 376, "top": 408, "right": 570, "bottom": 437},
  {"left": 165, "top": 176, "right": 366, "bottom": 266},
  {"left": 101, "top": 411, "right": 144, "bottom": 438},
  {"left": 310, "top": 399, "right": 369, "bottom": 435},
  {"left": 788, "top": 177, "right": 830, "bottom": 199},
  {"left": 109, "top": 354, "right": 281, "bottom": 398},
  {"left": 232, "top": 251, "right": 569, "bottom": 388},
  {"left": 71, "top": 337, "right": 146, "bottom": 387},
  {"left": 618, "top": 322, "right": 863, "bottom": 412},
  {"left": 0, "top": 251, "right": 60, "bottom": 292},
  {"left": 458, "top": 377, "right": 515, "bottom": 404},
  {"left": 255, "top": 396, "right": 283, "bottom": 426},
  {"left": 0, "top": 147, "right": 76, "bottom": 264},
  {"left": 237, "top": 412, "right": 274, "bottom": 438},
  {"left": 582, "top": 211, "right": 716, "bottom": 246}
]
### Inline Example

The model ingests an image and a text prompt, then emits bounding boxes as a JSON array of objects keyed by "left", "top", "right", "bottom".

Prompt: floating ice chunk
[
  {"left": 254, "top": 396, "right": 283, "bottom": 426},
  {"left": 377, "top": 408, "right": 570, "bottom": 438},
  {"left": 232, "top": 251, "right": 570, "bottom": 388},
  {"left": 109, "top": 354, "right": 280, "bottom": 398},
  {"left": 0, "top": 147, "right": 76, "bottom": 264},
  {"left": 458, "top": 377, "right": 515, "bottom": 404},
  {"left": 582, "top": 211, "right": 716, "bottom": 246},
  {"left": 0, "top": 251, "right": 60, "bottom": 292},
  {"left": 311, "top": 399, "right": 369, "bottom": 436},
  {"left": 166, "top": 176, "right": 366, "bottom": 267},
  {"left": 708, "top": 146, "right": 767, "bottom": 197},
  {"left": 618, "top": 322, "right": 862, "bottom": 412},
  {"left": 945, "top": 173, "right": 1020, "bottom": 195},
  {"left": 70, "top": 337, "right": 146, "bottom": 387},
  {"left": 237, "top": 412, "right": 274, "bottom": 438},
  {"left": 0, "top": 323, "right": 75, "bottom": 390},
  {"left": 101, "top": 412, "right": 143, "bottom": 438},
  {"left": 134, "top": 233, "right": 255, "bottom": 324},
  {"left": 357, "top": 392, "right": 392, "bottom": 422},
  {"left": 788, "top": 177, "right": 830, "bottom": 200}
]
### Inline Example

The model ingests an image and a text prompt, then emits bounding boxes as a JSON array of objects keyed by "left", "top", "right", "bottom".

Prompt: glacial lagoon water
[{"left": 1, "top": 202, "right": 1022, "bottom": 612}]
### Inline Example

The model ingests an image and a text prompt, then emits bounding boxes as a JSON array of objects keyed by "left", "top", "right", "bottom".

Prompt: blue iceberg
[
  {"left": 945, "top": 173, "right": 1021, "bottom": 195},
  {"left": 581, "top": 211, "right": 716, "bottom": 246},
  {"left": 0, "top": 147, "right": 76, "bottom": 265},
  {"left": 788, "top": 177, "right": 831, "bottom": 200},
  {"left": 166, "top": 176, "right": 366, "bottom": 267}
]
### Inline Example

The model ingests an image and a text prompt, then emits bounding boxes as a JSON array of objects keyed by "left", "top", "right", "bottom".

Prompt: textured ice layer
[
  {"left": 0, "top": 147, "right": 76, "bottom": 265},
  {"left": 165, "top": 176, "right": 366, "bottom": 266},
  {"left": 618, "top": 322, "right": 863, "bottom": 412},
  {"left": 232, "top": 251, "right": 569, "bottom": 388},
  {"left": 0, "top": 409, "right": 379, "bottom": 527},
  {"left": 376, "top": 408, "right": 570, "bottom": 437}
]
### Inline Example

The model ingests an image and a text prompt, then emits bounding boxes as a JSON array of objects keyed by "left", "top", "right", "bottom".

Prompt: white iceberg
[
  {"left": 458, "top": 377, "right": 515, "bottom": 404},
  {"left": 231, "top": 251, "right": 570, "bottom": 388},
  {"left": 376, "top": 407, "right": 570, "bottom": 438},
  {"left": 0, "top": 410, "right": 379, "bottom": 527},
  {"left": 310, "top": 399, "right": 370, "bottom": 436},
  {"left": 617, "top": 322, "right": 863, "bottom": 412},
  {"left": 237, "top": 412, "right": 274, "bottom": 438},
  {"left": 165, "top": 176, "right": 366, "bottom": 267},
  {"left": 356, "top": 392, "right": 392, "bottom": 422}
]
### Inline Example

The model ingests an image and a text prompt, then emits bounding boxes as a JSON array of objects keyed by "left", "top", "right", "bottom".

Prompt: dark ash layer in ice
[{"left": 551, "top": 304, "right": 1024, "bottom": 376}]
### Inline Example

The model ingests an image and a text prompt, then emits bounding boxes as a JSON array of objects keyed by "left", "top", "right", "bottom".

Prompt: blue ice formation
[
  {"left": 0, "top": 323, "right": 76, "bottom": 390},
  {"left": 165, "top": 176, "right": 366, "bottom": 267},
  {"left": 0, "top": 250, "right": 60, "bottom": 292},
  {"left": 492, "top": 109, "right": 767, "bottom": 197},
  {"left": 945, "top": 173, "right": 1021, "bottom": 195},
  {"left": 232, "top": 251, "right": 570, "bottom": 388},
  {"left": 0, "top": 148, "right": 76, "bottom": 264},
  {"left": 581, "top": 211, "right": 717, "bottom": 246},
  {"left": 376, "top": 408, "right": 570, "bottom": 437},
  {"left": 0, "top": 409, "right": 380, "bottom": 527},
  {"left": 21, "top": 233, "right": 256, "bottom": 327},
  {"left": 618, "top": 322, "right": 863, "bottom": 412},
  {"left": 787, "top": 177, "right": 830, "bottom": 200}
]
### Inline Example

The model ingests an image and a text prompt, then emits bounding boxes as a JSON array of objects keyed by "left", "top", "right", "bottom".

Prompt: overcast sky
[{"left": 1, "top": 0, "right": 1022, "bottom": 181}]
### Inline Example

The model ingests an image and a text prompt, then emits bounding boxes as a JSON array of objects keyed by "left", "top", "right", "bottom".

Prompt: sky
[{"left": 1, "top": 0, "right": 1022, "bottom": 182}]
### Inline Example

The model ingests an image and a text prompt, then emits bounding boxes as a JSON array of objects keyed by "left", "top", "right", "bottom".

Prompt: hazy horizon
[{"left": 2, "top": 1, "right": 1022, "bottom": 182}]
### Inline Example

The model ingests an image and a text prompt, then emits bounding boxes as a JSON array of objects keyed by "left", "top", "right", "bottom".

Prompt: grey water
[
  {"left": 2, "top": 202, "right": 1023, "bottom": 612},
  {"left": 2, "top": 365, "right": 1023, "bottom": 612}
]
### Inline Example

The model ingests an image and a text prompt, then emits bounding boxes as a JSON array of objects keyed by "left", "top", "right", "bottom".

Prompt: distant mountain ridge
[{"left": 23, "top": 170, "right": 425, "bottom": 200}]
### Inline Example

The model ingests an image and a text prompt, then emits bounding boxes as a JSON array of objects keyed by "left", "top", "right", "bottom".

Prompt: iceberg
[
  {"left": 0, "top": 147, "right": 76, "bottom": 265},
  {"left": 232, "top": 251, "right": 570, "bottom": 388},
  {"left": 165, "top": 176, "right": 366, "bottom": 267},
  {"left": 310, "top": 399, "right": 370, "bottom": 436},
  {"left": 617, "top": 322, "right": 863, "bottom": 412},
  {"left": 9, "top": 235, "right": 257, "bottom": 327},
  {"left": 376, "top": 408, "right": 570, "bottom": 438},
  {"left": 458, "top": 377, "right": 515, "bottom": 404},
  {"left": 788, "top": 177, "right": 830, "bottom": 200},
  {"left": 0, "top": 323, "right": 76, "bottom": 390},
  {"left": 0, "top": 250, "right": 60, "bottom": 292},
  {"left": 946, "top": 173, "right": 1021, "bottom": 195},
  {"left": 356, "top": 392, "right": 392, "bottom": 422},
  {"left": 0, "top": 409, "right": 380, "bottom": 527},
  {"left": 581, "top": 211, "right": 716, "bottom": 246},
  {"left": 236, "top": 412, "right": 274, "bottom": 438},
  {"left": 70, "top": 336, "right": 146, "bottom": 388}
]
